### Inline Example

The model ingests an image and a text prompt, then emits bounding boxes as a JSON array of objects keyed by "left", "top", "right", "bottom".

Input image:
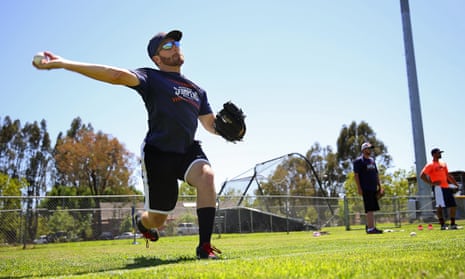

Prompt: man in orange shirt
[{"left": 420, "top": 148, "right": 459, "bottom": 230}]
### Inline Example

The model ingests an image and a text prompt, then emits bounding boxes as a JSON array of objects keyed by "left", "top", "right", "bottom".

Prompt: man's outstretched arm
[{"left": 32, "top": 51, "right": 139, "bottom": 87}]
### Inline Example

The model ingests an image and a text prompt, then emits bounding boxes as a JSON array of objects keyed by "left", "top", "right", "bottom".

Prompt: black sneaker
[
  {"left": 366, "top": 228, "right": 383, "bottom": 234},
  {"left": 196, "top": 243, "right": 222, "bottom": 260},
  {"left": 135, "top": 212, "right": 159, "bottom": 247},
  {"left": 441, "top": 224, "right": 448, "bottom": 230},
  {"left": 449, "top": 224, "right": 458, "bottom": 230}
]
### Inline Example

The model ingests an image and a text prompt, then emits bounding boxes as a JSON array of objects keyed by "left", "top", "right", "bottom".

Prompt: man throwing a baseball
[{"left": 33, "top": 30, "right": 222, "bottom": 259}]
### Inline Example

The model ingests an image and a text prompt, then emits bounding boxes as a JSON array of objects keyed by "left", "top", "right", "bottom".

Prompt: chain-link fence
[
  {"left": 3, "top": 193, "right": 455, "bottom": 246},
  {"left": 216, "top": 194, "right": 445, "bottom": 233}
]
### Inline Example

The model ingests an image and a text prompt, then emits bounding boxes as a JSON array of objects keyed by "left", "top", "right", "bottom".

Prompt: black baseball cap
[
  {"left": 431, "top": 148, "right": 444, "bottom": 156},
  {"left": 147, "top": 30, "right": 182, "bottom": 59}
]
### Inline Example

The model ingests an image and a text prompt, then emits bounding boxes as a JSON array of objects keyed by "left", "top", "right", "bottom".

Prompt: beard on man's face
[{"left": 159, "top": 53, "right": 184, "bottom": 67}]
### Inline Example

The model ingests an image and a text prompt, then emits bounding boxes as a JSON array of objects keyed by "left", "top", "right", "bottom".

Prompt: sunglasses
[{"left": 159, "top": 41, "right": 181, "bottom": 51}]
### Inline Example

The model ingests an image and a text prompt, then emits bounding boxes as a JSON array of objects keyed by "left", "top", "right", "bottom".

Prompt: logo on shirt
[
  {"left": 366, "top": 162, "right": 376, "bottom": 170},
  {"left": 172, "top": 86, "right": 200, "bottom": 109}
]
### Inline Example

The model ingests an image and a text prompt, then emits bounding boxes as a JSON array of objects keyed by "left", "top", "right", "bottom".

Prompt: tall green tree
[
  {"left": 336, "top": 121, "right": 392, "bottom": 174},
  {"left": 22, "top": 120, "right": 53, "bottom": 242},
  {"left": 306, "top": 143, "right": 344, "bottom": 197},
  {"left": 0, "top": 116, "right": 53, "bottom": 243},
  {"left": 0, "top": 117, "right": 52, "bottom": 191}
]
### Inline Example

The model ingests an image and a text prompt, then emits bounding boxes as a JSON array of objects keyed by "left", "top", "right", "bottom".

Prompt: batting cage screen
[{"left": 216, "top": 153, "right": 338, "bottom": 232}]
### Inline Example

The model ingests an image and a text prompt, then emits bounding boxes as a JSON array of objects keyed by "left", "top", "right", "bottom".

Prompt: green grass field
[{"left": 1, "top": 224, "right": 464, "bottom": 279}]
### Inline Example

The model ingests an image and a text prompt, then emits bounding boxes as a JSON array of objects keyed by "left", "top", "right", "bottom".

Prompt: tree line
[
  {"left": 1, "top": 115, "right": 414, "bottom": 200},
  {"left": 0, "top": 115, "right": 141, "bottom": 243},
  {"left": 0, "top": 115, "right": 139, "bottom": 196},
  {"left": 0, "top": 114, "right": 414, "bottom": 242}
]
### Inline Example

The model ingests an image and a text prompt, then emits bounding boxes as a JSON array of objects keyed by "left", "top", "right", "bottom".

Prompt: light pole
[{"left": 399, "top": 0, "right": 433, "bottom": 220}]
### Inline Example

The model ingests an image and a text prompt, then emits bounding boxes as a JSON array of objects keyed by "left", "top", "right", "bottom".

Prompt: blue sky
[{"left": 1, "top": 1, "right": 464, "bottom": 191}]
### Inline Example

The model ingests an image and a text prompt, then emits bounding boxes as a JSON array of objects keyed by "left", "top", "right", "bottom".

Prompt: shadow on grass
[
  {"left": 125, "top": 255, "right": 195, "bottom": 269},
  {"left": 1, "top": 256, "right": 196, "bottom": 279}
]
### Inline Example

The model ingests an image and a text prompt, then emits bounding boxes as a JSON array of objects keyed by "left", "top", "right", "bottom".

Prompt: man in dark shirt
[
  {"left": 353, "top": 142, "right": 383, "bottom": 234},
  {"left": 33, "top": 30, "right": 222, "bottom": 259}
]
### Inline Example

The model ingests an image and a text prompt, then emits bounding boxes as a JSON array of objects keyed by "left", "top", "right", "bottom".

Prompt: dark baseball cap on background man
[
  {"left": 147, "top": 30, "right": 182, "bottom": 58},
  {"left": 431, "top": 148, "right": 444, "bottom": 156},
  {"left": 361, "top": 142, "right": 374, "bottom": 151}
]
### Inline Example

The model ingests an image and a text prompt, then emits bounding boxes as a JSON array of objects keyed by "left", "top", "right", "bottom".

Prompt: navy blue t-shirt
[
  {"left": 353, "top": 155, "right": 379, "bottom": 191},
  {"left": 128, "top": 68, "right": 212, "bottom": 153}
]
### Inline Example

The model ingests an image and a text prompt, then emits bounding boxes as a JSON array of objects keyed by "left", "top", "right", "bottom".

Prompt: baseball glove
[{"left": 214, "top": 101, "right": 246, "bottom": 143}]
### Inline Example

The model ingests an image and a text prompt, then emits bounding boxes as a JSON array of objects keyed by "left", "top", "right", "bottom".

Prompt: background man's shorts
[
  {"left": 434, "top": 186, "right": 457, "bottom": 208},
  {"left": 362, "top": 190, "right": 380, "bottom": 213}
]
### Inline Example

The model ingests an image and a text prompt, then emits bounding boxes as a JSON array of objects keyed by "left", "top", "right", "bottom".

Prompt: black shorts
[
  {"left": 141, "top": 141, "right": 209, "bottom": 214},
  {"left": 438, "top": 187, "right": 457, "bottom": 208},
  {"left": 362, "top": 190, "right": 380, "bottom": 213}
]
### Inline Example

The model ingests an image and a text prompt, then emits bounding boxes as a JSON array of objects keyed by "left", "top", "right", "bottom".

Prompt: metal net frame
[{"left": 216, "top": 153, "right": 336, "bottom": 230}]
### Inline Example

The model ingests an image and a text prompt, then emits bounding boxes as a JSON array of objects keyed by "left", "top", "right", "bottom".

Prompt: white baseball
[
  {"left": 409, "top": 232, "right": 417, "bottom": 237},
  {"left": 33, "top": 52, "right": 46, "bottom": 66}
]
